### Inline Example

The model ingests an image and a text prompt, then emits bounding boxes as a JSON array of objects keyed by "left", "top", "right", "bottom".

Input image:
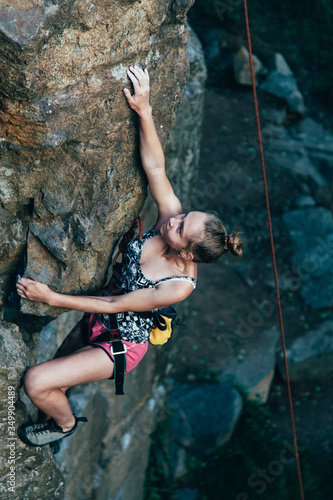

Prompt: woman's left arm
[{"left": 16, "top": 277, "right": 193, "bottom": 313}]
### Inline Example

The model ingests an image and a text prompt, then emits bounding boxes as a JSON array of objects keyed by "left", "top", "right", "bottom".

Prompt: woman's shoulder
[{"left": 158, "top": 260, "right": 197, "bottom": 287}]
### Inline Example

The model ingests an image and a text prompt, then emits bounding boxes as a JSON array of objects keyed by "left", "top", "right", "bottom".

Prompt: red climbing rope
[{"left": 242, "top": 2, "right": 305, "bottom": 499}]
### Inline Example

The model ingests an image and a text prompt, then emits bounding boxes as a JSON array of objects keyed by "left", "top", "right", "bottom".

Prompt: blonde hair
[{"left": 188, "top": 212, "right": 243, "bottom": 263}]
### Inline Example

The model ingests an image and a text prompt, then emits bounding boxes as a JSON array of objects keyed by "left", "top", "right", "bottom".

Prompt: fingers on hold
[
  {"left": 135, "top": 65, "right": 145, "bottom": 77},
  {"left": 127, "top": 70, "right": 139, "bottom": 87},
  {"left": 129, "top": 66, "right": 141, "bottom": 83}
]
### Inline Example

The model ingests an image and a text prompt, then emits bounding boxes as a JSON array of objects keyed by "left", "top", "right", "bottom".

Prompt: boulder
[
  {"left": 267, "top": 139, "right": 328, "bottom": 191},
  {"left": 278, "top": 321, "right": 333, "bottom": 381},
  {"left": 233, "top": 46, "right": 264, "bottom": 86},
  {"left": 220, "top": 328, "right": 280, "bottom": 403},
  {"left": 294, "top": 195, "right": 316, "bottom": 208},
  {"left": 257, "top": 51, "right": 293, "bottom": 77},
  {"left": 283, "top": 207, "right": 333, "bottom": 309},
  {"left": 293, "top": 118, "right": 333, "bottom": 184},
  {"left": 261, "top": 70, "right": 305, "bottom": 115},
  {"left": 167, "top": 383, "right": 243, "bottom": 478}
]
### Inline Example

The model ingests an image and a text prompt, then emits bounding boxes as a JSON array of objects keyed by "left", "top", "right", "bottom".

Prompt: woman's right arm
[
  {"left": 123, "top": 66, "right": 182, "bottom": 227},
  {"left": 16, "top": 277, "right": 193, "bottom": 313}
]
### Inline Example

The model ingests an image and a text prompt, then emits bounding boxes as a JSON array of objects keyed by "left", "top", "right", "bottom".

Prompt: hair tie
[{"left": 224, "top": 235, "right": 230, "bottom": 251}]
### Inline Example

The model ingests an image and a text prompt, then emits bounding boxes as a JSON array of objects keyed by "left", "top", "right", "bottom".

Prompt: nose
[{"left": 169, "top": 217, "right": 179, "bottom": 228}]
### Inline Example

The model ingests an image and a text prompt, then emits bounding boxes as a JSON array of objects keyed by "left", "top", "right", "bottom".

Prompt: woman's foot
[{"left": 18, "top": 415, "right": 87, "bottom": 447}]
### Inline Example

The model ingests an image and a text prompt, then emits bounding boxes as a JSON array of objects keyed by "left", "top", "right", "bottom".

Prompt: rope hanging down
[{"left": 242, "top": 2, "right": 305, "bottom": 499}]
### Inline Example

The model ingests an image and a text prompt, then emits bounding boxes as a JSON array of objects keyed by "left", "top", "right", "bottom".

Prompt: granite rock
[{"left": 0, "top": 0, "right": 194, "bottom": 315}]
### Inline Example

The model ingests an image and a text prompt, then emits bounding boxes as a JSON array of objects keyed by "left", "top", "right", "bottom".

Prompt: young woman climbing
[{"left": 16, "top": 65, "right": 243, "bottom": 448}]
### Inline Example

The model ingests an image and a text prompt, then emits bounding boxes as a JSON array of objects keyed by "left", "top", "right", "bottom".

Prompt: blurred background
[{"left": 144, "top": 1, "right": 333, "bottom": 499}]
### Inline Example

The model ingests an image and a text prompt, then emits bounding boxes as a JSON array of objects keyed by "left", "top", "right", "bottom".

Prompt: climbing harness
[
  {"left": 98, "top": 310, "right": 127, "bottom": 396},
  {"left": 243, "top": 1, "right": 305, "bottom": 498},
  {"left": 54, "top": 217, "right": 185, "bottom": 396},
  {"left": 104, "top": 217, "right": 185, "bottom": 394}
]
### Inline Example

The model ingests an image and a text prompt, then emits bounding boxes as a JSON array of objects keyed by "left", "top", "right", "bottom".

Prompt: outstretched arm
[
  {"left": 124, "top": 66, "right": 182, "bottom": 227},
  {"left": 16, "top": 277, "right": 193, "bottom": 313}
]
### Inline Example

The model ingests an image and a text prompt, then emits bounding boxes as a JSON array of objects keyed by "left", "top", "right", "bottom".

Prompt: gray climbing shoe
[{"left": 18, "top": 415, "right": 87, "bottom": 447}]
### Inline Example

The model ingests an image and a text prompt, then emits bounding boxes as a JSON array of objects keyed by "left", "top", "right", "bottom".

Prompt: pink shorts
[{"left": 88, "top": 314, "right": 148, "bottom": 374}]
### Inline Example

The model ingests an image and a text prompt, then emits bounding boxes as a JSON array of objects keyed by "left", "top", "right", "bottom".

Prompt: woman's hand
[
  {"left": 123, "top": 65, "right": 151, "bottom": 116},
  {"left": 16, "top": 277, "right": 53, "bottom": 304}
]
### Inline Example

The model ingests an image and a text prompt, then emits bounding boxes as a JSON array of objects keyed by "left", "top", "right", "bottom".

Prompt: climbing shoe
[{"left": 18, "top": 415, "right": 87, "bottom": 447}]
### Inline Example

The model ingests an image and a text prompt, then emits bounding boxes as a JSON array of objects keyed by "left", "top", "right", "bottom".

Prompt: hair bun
[{"left": 227, "top": 232, "right": 243, "bottom": 257}]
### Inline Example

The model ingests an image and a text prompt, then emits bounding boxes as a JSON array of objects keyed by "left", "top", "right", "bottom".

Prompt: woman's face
[{"left": 160, "top": 211, "right": 208, "bottom": 254}]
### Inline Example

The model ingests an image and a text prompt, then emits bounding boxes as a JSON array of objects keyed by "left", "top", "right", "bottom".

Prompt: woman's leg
[
  {"left": 23, "top": 346, "right": 114, "bottom": 431},
  {"left": 36, "top": 345, "right": 91, "bottom": 423}
]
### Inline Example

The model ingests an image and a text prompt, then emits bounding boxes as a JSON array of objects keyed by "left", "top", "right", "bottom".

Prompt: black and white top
[{"left": 99, "top": 227, "right": 196, "bottom": 344}]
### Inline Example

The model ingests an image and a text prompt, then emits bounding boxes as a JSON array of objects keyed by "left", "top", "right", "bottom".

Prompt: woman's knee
[{"left": 23, "top": 365, "right": 50, "bottom": 400}]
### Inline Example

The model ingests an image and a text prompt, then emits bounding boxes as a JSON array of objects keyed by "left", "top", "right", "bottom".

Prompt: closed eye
[{"left": 179, "top": 214, "right": 187, "bottom": 235}]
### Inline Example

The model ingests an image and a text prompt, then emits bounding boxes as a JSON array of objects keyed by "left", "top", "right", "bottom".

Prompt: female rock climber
[{"left": 16, "top": 65, "right": 243, "bottom": 448}]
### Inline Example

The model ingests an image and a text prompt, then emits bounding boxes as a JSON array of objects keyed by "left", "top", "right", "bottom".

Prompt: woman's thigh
[{"left": 26, "top": 346, "right": 114, "bottom": 393}]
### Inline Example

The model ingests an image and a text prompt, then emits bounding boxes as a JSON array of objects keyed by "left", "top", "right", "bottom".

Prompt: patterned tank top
[{"left": 99, "top": 227, "right": 196, "bottom": 344}]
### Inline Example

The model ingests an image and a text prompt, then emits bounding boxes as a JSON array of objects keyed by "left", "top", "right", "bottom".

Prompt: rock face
[
  {"left": 0, "top": 0, "right": 194, "bottom": 316},
  {"left": 0, "top": 321, "right": 65, "bottom": 500},
  {"left": 0, "top": 4, "right": 208, "bottom": 499}
]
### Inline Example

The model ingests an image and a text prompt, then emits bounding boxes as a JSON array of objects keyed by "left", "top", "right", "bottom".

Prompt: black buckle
[{"left": 110, "top": 340, "right": 126, "bottom": 356}]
